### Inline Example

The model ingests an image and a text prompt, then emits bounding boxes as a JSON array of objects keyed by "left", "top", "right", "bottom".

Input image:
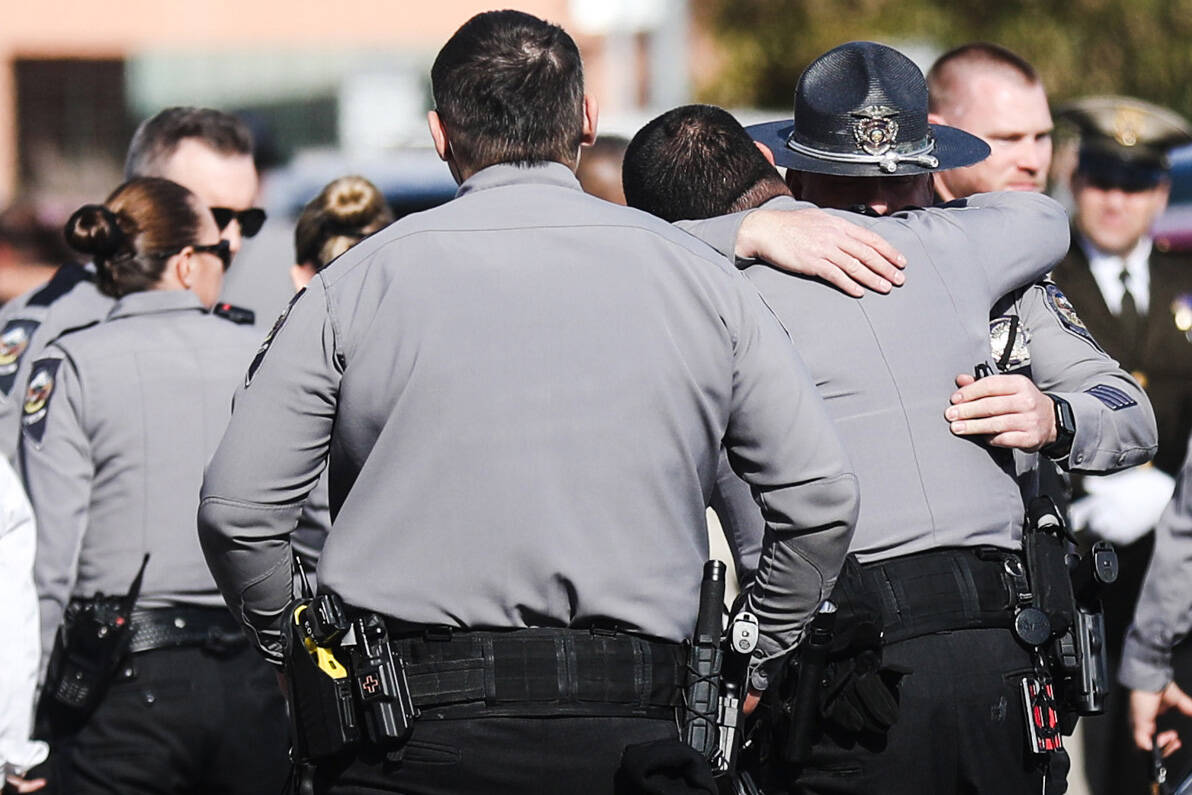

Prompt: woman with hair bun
[
  {"left": 291, "top": 174, "right": 393, "bottom": 289},
  {"left": 24, "top": 177, "right": 288, "bottom": 794}
]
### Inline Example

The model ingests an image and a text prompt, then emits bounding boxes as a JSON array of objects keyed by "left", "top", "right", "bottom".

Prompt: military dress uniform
[
  {"left": 198, "top": 162, "right": 861, "bottom": 795},
  {"left": 0, "top": 264, "right": 112, "bottom": 463},
  {"left": 689, "top": 187, "right": 1156, "bottom": 793},
  {"left": 24, "top": 289, "right": 289, "bottom": 795}
]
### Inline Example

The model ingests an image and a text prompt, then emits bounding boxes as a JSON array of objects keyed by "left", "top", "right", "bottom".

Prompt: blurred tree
[{"left": 694, "top": 0, "right": 1192, "bottom": 119}]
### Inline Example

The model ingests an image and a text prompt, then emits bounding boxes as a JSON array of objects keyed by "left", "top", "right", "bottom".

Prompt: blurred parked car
[{"left": 1154, "top": 144, "right": 1192, "bottom": 252}]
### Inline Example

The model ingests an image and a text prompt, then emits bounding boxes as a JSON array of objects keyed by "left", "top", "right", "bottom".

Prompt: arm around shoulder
[{"left": 962, "top": 192, "right": 1071, "bottom": 298}]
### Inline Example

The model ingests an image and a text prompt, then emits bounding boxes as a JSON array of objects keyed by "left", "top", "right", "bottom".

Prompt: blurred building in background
[{"left": 0, "top": 0, "right": 705, "bottom": 211}]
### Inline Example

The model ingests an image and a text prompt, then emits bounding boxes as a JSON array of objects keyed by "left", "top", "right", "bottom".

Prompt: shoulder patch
[
  {"left": 989, "top": 315, "right": 1031, "bottom": 372},
  {"left": 21, "top": 358, "right": 61, "bottom": 445},
  {"left": 1044, "top": 283, "right": 1103, "bottom": 351},
  {"left": 246, "top": 288, "right": 304, "bottom": 388},
  {"left": 0, "top": 319, "right": 40, "bottom": 397},
  {"left": 1085, "top": 384, "right": 1138, "bottom": 411}
]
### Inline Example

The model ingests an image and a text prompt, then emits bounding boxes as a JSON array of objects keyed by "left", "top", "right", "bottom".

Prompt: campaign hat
[{"left": 747, "top": 41, "right": 989, "bottom": 177}]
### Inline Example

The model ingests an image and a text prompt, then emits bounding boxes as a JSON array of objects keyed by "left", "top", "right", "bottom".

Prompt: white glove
[{"left": 1069, "top": 467, "right": 1176, "bottom": 545}]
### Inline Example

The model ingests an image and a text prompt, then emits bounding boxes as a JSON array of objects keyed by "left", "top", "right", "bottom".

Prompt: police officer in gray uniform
[
  {"left": 0, "top": 107, "right": 264, "bottom": 465},
  {"left": 622, "top": 43, "right": 1156, "bottom": 794},
  {"left": 198, "top": 11, "right": 860, "bottom": 795},
  {"left": 1122, "top": 436, "right": 1192, "bottom": 756},
  {"left": 24, "top": 178, "right": 288, "bottom": 794}
]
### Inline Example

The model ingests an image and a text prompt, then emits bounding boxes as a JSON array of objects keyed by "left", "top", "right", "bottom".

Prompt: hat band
[{"left": 785, "top": 135, "right": 939, "bottom": 173}]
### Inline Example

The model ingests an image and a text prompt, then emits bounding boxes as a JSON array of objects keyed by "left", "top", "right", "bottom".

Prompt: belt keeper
[{"left": 422, "top": 626, "right": 454, "bottom": 642}]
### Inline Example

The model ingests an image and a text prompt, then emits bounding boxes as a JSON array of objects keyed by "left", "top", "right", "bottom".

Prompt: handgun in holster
[
  {"left": 346, "top": 613, "right": 418, "bottom": 751},
  {"left": 1020, "top": 497, "right": 1118, "bottom": 717},
  {"left": 41, "top": 554, "right": 149, "bottom": 718}
]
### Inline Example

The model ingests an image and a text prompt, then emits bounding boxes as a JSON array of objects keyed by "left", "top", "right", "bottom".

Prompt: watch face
[{"left": 1043, "top": 394, "right": 1076, "bottom": 459}]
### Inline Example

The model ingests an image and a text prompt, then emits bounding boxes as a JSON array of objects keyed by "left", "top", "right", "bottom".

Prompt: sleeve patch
[
  {"left": 1085, "top": 384, "right": 1138, "bottom": 411},
  {"left": 1044, "top": 283, "right": 1104, "bottom": 351},
  {"left": 21, "top": 358, "right": 60, "bottom": 444},
  {"left": 0, "top": 319, "right": 39, "bottom": 397}
]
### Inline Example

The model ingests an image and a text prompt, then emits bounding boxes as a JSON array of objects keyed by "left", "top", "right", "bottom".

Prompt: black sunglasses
[
  {"left": 193, "top": 240, "right": 233, "bottom": 270},
  {"left": 210, "top": 207, "right": 267, "bottom": 237},
  {"left": 153, "top": 239, "right": 232, "bottom": 271}
]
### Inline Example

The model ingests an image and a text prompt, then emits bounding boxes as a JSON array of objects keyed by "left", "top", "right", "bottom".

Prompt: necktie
[{"left": 1119, "top": 265, "right": 1142, "bottom": 360}]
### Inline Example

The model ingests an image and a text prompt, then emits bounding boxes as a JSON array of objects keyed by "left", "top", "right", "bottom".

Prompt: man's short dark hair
[
  {"left": 431, "top": 10, "right": 585, "bottom": 173},
  {"left": 623, "top": 105, "right": 790, "bottom": 222},
  {"left": 124, "top": 107, "right": 254, "bottom": 179},
  {"left": 927, "top": 43, "right": 1041, "bottom": 114}
]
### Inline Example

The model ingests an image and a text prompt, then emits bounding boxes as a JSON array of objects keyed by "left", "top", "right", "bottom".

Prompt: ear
[
  {"left": 172, "top": 247, "right": 196, "bottom": 289},
  {"left": 784, "top": 169, "right": 804, "bottom": 198},
  {"left": 428, "top": 110, "right": 451, "bottom": 162},
  {"left": 290, "top": 263, "right": 317, "bottom": 292},
  {"left": 932, "top": 172, "right": 956, "bottom": 202},
  {"left": 754, "top": 141, "right": 776, "bottom": 166},
  {"left": 580, "top": 94, "right": 599, "bottom": 147}
]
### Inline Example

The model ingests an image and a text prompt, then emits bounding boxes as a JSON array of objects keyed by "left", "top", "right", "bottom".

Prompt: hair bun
[
  {"left": 63, "top": 204, "right": 127, "bottom": 260},
  {"left": 324, "top": 176, "right": 386, "bottom": 227}
]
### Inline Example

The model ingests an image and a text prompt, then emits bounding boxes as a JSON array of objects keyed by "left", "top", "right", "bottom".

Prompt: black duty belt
[
  {"left": 840, "top": 547, "right": 1019, "bottom": 645},
  {"left": 129, "top": 606, "right": 246, "bottom": 654},
  {"left": 384, "top": 626, "right": 684, "bottom": 720}
]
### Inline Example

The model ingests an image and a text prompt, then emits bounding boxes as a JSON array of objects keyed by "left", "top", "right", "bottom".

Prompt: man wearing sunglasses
[
  {"left": 1049, "top": 96, "right": 1192, "bottom": 795},
  {"left": 0, "top": 107, "right": 260, "bottom": 464}
]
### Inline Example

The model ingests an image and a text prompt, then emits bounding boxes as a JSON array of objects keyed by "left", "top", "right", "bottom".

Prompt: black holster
[
  {"left": 282, "top": 595, "right": 418, "bottom": 765},
  {"left": 38, "top": 555, "right": 149, "bottom": 724}
]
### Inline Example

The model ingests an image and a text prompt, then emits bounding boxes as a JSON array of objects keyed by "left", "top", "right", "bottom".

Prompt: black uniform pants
[
  {"left": 790, "top": 628, "right": 1046, "bottom": 795},
  {"left": 43, "top": 644, "right": 290, "bottom": 795},
  {"left": 311, "top": 715, "right": 678, "bottom": 795}
]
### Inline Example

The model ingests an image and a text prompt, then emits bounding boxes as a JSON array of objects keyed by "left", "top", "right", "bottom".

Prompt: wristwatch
[{"left": 1040, "top": 394, "right": 1075, "bottom": 460}]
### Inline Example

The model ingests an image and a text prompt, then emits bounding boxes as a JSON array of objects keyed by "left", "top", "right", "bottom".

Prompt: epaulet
[
  {"left": 211, "top": 303, "right": 255, "bottom": 325},
  {"left": 28, "top": 262, "right": 95, "bottom": 308},
  {"left": 47, "top": 319, "right": 101, "bottom": 345}
]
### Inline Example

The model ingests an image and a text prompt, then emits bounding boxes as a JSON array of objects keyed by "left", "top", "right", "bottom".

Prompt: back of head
[
  {"left": 64, "top": 177, "right": 202, "bottom": 297},
  {"left": 927, "top": 43, "right": 1040, "bottom": 115},
  {"left": 124, "top": 107, "right": 254, "bottom": 179},
  {"left": 624, "top": 105, "right": 789, "bottom": 222},
  {"left": 294, "top": 175, "right": 395, "bottom": 271},
  {"left": 431, "top": 10, "right": 585, "bottom": 173}
]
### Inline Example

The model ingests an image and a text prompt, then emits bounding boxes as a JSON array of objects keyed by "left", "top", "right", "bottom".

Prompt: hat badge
[
  {"left": 852, "top": 105, "right": 900, "bottom": 157},
  {"left": 1112, "top": 107, "right": 1145, "bottom": 147}
]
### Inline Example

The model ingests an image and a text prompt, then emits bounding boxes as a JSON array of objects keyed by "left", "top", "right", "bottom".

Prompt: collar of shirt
[
  {"left": 105, "top": 289, "right": 208, "bottom": 322},
  {"left": 455, "top": 161, "right": 582, "bottom": 198},
  {"left": 1081, "top": 234, "right": 1152, "bottom": 315}
]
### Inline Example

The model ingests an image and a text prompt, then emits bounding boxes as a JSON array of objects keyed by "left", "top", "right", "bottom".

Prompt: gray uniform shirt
[
  {"left": 0, "top": 265, "right": 114, "bottom": 463},
  {"left": 989, "top": 283, "right": 1155, "bottom": 493},
  {"left": 1120, "top": 435, "right": 1192, "bottom": 691},
  {"left": 24, "top": 289, "right": 259, "bottom": 663},
  {"left": 691, "top": 192, "right": 1070, "bottom": 566},
  {"left": 199, "top": 162, "right": 860, "bottom": 676}
]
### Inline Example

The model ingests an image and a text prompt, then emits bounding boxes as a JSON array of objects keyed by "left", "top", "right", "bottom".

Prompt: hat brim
[{"left": 747, "top": 120, "right": 991, "bottom": 177}]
